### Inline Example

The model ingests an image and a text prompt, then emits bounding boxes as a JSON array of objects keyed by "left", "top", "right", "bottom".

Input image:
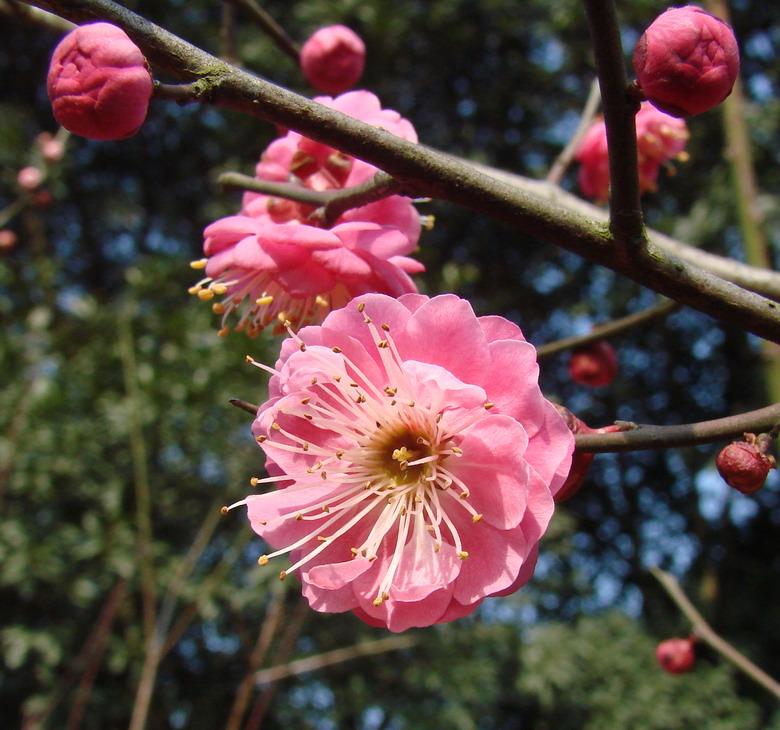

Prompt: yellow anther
[
  {"left": 217, "top": 327, "right": 230, "bottom": 337},
  {"left": 279, "top": 571, "right": 287, "bottom": 580},
  {"left": 220, "top": 506, "right": 228, "bottom": 515},
  {"left": 315, "top": 295, "right": 329, "bottom": 307},
  {"left": 357, "top": 302, "right": 365, "bottom": 312},
  {"left": 190, "top": 258, "right": 208, "bottom": 269},
  {"left": 212, "top": 302, "right": 227, "bottom": 315},
  {"left": 458, "top": 551, "right": 469, "bottom": 560},
  {"left": 258, "top": 555, "right": 269, "bottom": 566},
  {"left": 256, "top": 295, "right": 274, "bottom": 306},
  {"left": 197, "top": 289, "right": 215, "bottom": 301},
  {"left": 256, "top": 435, "right": 267, "bottom": 443},
  {"left": 472, "top": 513, "right": 483, "bottom": 523},
  {"left": 250, "top": 477, "right": 259, "bottom": 486},
  {"left": 211, "top": 283, "right": 228, "bottom": 295}
]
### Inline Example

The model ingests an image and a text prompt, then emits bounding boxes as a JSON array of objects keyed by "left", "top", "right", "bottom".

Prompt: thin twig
[
  {"left": 253, "top": 634, "right": 418, "bottom": 685},
  {"left": 575, "top": 403, "right": 780, "bottom": 453},
  {"left": 536, "top": 298, "right": 680, "bottom": 358},
  {"left": 230, "top": 398, "right": 259, "bottom": 415},
  {"left": 547, "top": 78, "right": 601, "bottom": 185},
  {"left": 650, "top": 566, "right": 780, "bottom": 700},
  {"left": 228, "top": 0, "right": 300, "bottom": 63}
]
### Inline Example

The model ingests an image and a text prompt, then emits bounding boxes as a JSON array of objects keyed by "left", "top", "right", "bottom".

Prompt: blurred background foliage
[{"left": 1, "top": 0, "right": 779, "bottom": 727}]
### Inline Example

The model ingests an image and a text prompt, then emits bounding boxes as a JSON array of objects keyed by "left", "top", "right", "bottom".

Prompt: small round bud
[
  {"left": 47, "top": 22, "right": 154, "bottom": 141},
  {"left": 0, "top": 229, "right": 17, "bottom": 253},
  {"left": 716, "top": 433, "right": 776, "bottom": 494},
  {"left": 17, "top": 166, "right": 43, "bottom": 191},
  {"left": 656, "top": 637, "right": 696, "bottom": 674},
  {"left": 633, "top": 6, "right": 740, "bottom": 117},
  {"left": 553, "top": 405, "right": 623, "bottom": 502},
  {"left": 568, "top": 340, "right": 618, "bottom": 387},
  {"left": 300, "top": 25, "right": 366, "bottom": 95}
]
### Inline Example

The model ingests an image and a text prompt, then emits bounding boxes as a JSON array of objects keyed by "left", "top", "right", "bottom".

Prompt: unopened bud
[
  {"left": 568, "top": 340, "right": 618, "bottom": 387},
  {"left": 17, "top": 166, "right": 43, "bottom": 191},
  {"left": 633, "top": 6, "right": 740, "bottom": 117},
  {"left": 656, "top": 637, "right": 696, "bottom": 674},
  {"left": 47, "top": 22, "right": 154, "bottom": 141},
  {"left": 300, "top": 25, "right": 366, "bottom": 95},
  {"left": 0, "top": 229, "right": 17, "bottom": 253},
  {"left": 553, "top": 405, "right": 625, "bottom": 502},
  {"left": 716, "top": 432, "right": 776, "bottom": 494}
]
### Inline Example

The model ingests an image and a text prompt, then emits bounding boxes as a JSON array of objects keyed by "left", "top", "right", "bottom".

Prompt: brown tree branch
[
  {"left": 582, "top": 0, "right": 643, "bottom": 243},
  {"left": 650, "top": 566, "right": 780, "bottom": 700},
  {"left": 575, "top": 403, "right": 780, "bottom": 453},
  {"left": 16, "top": 0, "right": 780, "bottom": 343},
  {"left": 536, "top": 298, "right": 680, "bottom": 358},
  {"left": 228, "top": 0, "right": 300, "bottom": 64}
]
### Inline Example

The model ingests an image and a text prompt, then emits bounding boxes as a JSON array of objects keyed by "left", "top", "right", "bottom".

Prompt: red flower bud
[
  {"left": 633, "top": 6, "right": 739, "bottom": 117},
  {"left": 716, "top": 433, "right": 776, "bottom": 494},
  {"left": 656, "top": 637, "right": 696, "bottom": 674},
  {"left": 0, "top": 230, "right": 17, "bottom": 253},
  {"left": 47, "top": 22, "right": 154, "bottom": 141},
  {"left": 553, "top": 405, "right": 625, "bottom": 502},
  {"left": 300, "top": 25, "right": 366, "bottom": 95},
  {"left": 568, "top": 340, "right": 618, "bottom": 387}
]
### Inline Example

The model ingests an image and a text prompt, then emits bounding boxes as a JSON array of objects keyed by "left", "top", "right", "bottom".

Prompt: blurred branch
[
  {"left": 118, "top": 306, "right": 157, "bottom": 640},
  {"left": 230, "top": 398, "right": 259, "bottom": 415},
  {"left": 575, "top": 403, "right": 780, "bottom": 453},
  {"left": 704, "top": 0, "right": 780, "bottom": 405},
  {"left": 650, "top": 566, "right": 780, "bottom": 701},
  {"left": 228, "top": 0, "right": 300, "bottom": 64},
  {"left": 0, "top": 0, "right": 74, "bottom": 31},
  {"left": 224, "top": 582, "right": 288, "bottom": 730},
  {"left": 220, "top": 0, "right": 238, "bottom": 65},
  {"left": 253, "top": 634, "right": 418, "bottom": 685},
  {"left": 14, "top": 0, "right": 780, "bottom": 343},
  {"left": 582, "top": 0, "right": 643, "bottom": 243},
  {"left": 243, "top": 597, "right": 308, "bottom": 730},
  {"left": 536, "top": 298, "right": 680, "bottom": 358},
  {"left": 22, "top": 580, "right": 128, "bottom": 730},
  {"left": 546, "top": 79, "right": 601, "bottom": 185}
]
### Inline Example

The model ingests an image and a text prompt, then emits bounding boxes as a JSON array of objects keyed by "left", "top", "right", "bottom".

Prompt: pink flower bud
[
  {"left": 300, "top": 25, "right": 366, "bottom": 95},
  {"left": 17, "top": 166, "right": 43, "bottom": 191},
  {"left": 553, "top": 405, "right": 625, "bottom": 502},
  {"left": 568, "top": 340, "right": 618, "bottom": 387},
  {"left": 0, "top": 230, "right": 17, "bottom": 253},
  {"left": 633, "top": 6, "right": 740, "bottom": 117},
  {"left": 716, "top": 433, "right": 776, "bottom": 494},
  {"left": 656, "top": 637, "right": 696, "bottom": 674},
  {"left": 47, "top": 22, "right": 154, "bottom": 141}
]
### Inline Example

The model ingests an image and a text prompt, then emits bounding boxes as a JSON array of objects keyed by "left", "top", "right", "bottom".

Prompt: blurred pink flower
[
  {"left": 17, "top": 166, "right": 43, "bottom": 191},
  {"left": 300, "top": 25, "right": 366, "bottom": 95},
  {"left": 226, "top": 293, "right": 574, "bottom": 631},
  {"left": 47, "top": 22, "right": 153, "bottom": 141},
  {"left": 634, "top": 5, "right": 739, "bottom": 117},
  {"left": 193, "top": 91, "right": 424, "bottom": 337},
  {"left": 575, "top": 102, "right": 689, "bottom": 202}
]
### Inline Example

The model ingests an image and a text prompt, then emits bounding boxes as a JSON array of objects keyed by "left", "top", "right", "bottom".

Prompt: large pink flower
[
  {"left": 226, "top": 294, "right": 574, "bottom": 631},
  {"left": 192, "top": 91, "right": 424, "bottom": 336},
  {"left": 576, "top": 102, "right": 689, "bottom": 202}
]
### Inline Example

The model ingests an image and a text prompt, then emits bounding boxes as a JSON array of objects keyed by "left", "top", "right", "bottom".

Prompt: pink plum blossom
[
  {"left": 225, "top": 293, "right": 574, "bottom": 631},
  {"left": 192, "top": 91, "right": 424, "bottom": 337},
  {"left": 47, "top": 22, "right": 153, "bottom": 141},
  {"left": 634, "top": 6, "right": 739, "bottom": 117},
  {"left": 300, "top": 25, "right": 366, "bottom": 95},
  {"left": 575, "top": 102, "right": 689, "bottom": 202}
]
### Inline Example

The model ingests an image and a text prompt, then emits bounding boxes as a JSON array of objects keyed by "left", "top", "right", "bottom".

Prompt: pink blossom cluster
[
  {"left": 47, "top": 22, "right": 153, "bottom": 141},
  {"left": 226, "top": 294, "right": 574, "bottom": 631},
  {"left": 576, "top": 102, "right": 689, "bottom": 202},
  {"left": 192, "top": 91, "right": 424, "bottom": 337}
]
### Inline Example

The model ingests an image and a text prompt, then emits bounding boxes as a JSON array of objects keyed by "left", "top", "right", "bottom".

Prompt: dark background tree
[{"left": 1, "top": 0, "right": 779, "bottom": 727}]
